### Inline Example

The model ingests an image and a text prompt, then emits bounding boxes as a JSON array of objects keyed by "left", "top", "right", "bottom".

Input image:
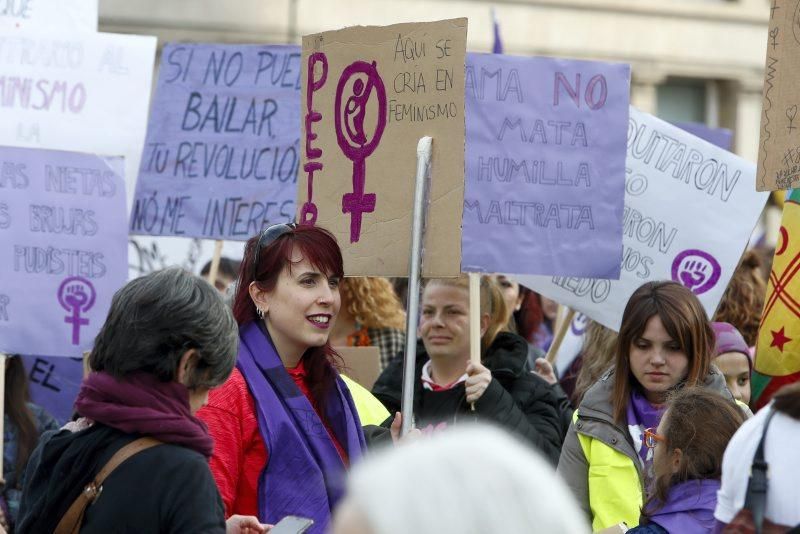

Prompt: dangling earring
[{"left": 256, "top": 307, "right": 265, "bottom": 319}]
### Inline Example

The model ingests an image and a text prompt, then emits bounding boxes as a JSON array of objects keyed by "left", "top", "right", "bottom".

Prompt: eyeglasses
[
  {"left": 252, "top": 222, "right": 297, "bottom": 280},
  {"left": 644, "top": 427, "right": 665, "bottom": 449}
]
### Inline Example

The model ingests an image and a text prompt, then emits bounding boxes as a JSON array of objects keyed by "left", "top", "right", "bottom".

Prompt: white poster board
[
  {"left": 515, "top": 107, "right": 769, "bottom": 331},
  {"left": 0, "top": 0, "right": 97, "bottom": 33}
]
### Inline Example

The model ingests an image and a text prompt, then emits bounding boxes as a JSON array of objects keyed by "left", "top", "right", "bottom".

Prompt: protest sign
[
  {"left": 462, "top": 53, "right": 629, "bottom": 278},
  {"left": 0, "top": 146, "right": 128, "bottom": 357},
  {"left": 514, "top": 107, "right": 770, "bottom": 331},
  {"left": 552, "top": 311, "right": 588, "bottom": 376},
  {"left": 130, "top": 44, "right": 300, "bottom": 240},
  {"left": 21, "top": 354, "right": 83, "bottom": 425},
  {"left": 755, "top": 5, "right": 800, "bottom": 191},
  {"left": 335, "top": 346, "right": 381, "bottom": 390},
  {"left": 0, "top": 31, "right": 156, "bottom": 206},
  {"left": 299, "top": 18, "right": 467, "bottom": 277},
  {"left": 673, "top": 122, "right": 733, "bottom": 152},
  {"left": 0, "top": 0, "right": 97, "bottom": 32}
]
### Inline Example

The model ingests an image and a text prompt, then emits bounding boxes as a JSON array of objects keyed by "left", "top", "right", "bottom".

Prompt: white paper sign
[
  {"left": 553, "top": 312, "right": 588, "bottom": 376},
  {"left": 0, "top": 32, "right": 157, "bottom": 206},
  {"left": 515, "top": 107, "right": 770, "bottom": 331},
  {"left": 0, "top": 0, "right": 97, "bottom": 33}
]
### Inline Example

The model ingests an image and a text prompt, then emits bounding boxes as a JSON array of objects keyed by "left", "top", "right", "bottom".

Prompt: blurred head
[
  {"left": 540, "top": 296, "right": 559, "bottom": 323},
  {"left": 89, "top": 269, "right": 238, "bottom": 412},
  {"left": 331, "top": 425, "right": 589, "bottom": 534},
  {"left": 646, "top": 388, "right": 744, "bottom": 513},
  {"left": 340, "top": 277, "right": 406, "bottom": 330},
  {"left": 573, "top": 321, "right": 618, "bottom": 405},
  {"left": 711, "top": 322, "right": 752, "bottom": 404},
  {"left": 200, "top": 257, "right": 241, "bottom": 294},
  {"left": 419, "top": 276, "right": 507, "bottom": 361},
  {"left": 613, "top": 281, "right": 713, "bottom": 421}
]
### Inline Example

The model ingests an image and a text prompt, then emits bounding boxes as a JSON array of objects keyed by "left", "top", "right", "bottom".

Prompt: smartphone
[{"left": 269, "top": 515, "right": 314, "bottom": 534}]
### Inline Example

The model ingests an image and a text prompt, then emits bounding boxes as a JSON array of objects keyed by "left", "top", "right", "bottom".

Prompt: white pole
[
  {"left": 468, "top": 272, "right": 481, "bottom": 411},
  {"left": 400, "top": 136, "right": 433, "bottom": 437}
]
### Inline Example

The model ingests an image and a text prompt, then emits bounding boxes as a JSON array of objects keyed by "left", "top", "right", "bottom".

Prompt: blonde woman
[{"left": 329, "top": 277, "right": 406, "bottom": 370}]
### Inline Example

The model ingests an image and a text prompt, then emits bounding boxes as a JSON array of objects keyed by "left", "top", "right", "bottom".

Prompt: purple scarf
[
  {"left": 626, "top": 389, "right": 665, "bottom": 483},
  {"left": 75, "top": 371, "right": 213, "bottom": 457},
  {"left": 238, "top": 322, "right": 366, "bottom": 533},
  {"left": 644, "top": 479, "right": 720, "bottom": 533}
]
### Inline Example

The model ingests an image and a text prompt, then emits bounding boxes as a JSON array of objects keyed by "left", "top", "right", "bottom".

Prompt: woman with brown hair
[
  {"left": 627, "top": 388, "right": 745, "bottom": 533},
  {"left": 1, "top": 355, "right": 59, "bottom": 531},
  {"left": 557, "top": 281, "right": 738, "bottom": 531}
]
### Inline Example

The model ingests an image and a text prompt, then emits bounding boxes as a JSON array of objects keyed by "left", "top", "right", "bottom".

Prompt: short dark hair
[
  {"left": 200, "top": 257, "right": 241, "bottom": 280},
  {"left": 89, "top": 268, "right": 237, "bottom": 388}
]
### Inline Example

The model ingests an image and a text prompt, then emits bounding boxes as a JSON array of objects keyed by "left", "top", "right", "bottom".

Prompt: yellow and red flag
[{"left": 754, "top": 189, "right": 800, "bottom": 408}]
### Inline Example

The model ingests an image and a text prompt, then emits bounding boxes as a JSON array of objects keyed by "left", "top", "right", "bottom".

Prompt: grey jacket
[{"left": 557, "top": 365, "right": 738, "bottom": 522}]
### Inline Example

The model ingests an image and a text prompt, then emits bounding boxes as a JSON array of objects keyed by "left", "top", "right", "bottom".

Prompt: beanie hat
[{"left": 711, "top": 322, "right": 752, "bottom": 371}]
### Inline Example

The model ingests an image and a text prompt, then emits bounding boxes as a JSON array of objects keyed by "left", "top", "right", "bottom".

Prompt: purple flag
[
  {"left": 0, "top": 146, "right": 128, "bottom": 357},
  {"left": 22, "top": 355, "right": 84, "bottom": 425},
  {"left": 130, "top": 43, "right": 300, "bottom": 240},
  {"left": 673, "top": 121, "right": 733, "bottom": 151},
  {"left": 461, "top": 53, "right": 630, "bottom": 278},
  {"left": 492, "top": 10, "right": 504, "bottom": 54}
]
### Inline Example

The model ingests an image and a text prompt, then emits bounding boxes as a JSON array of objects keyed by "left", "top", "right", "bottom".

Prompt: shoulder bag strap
[
  {"left": 54, "top": 436, "right": 163, "bottom": 534},
  {"left": 743, "top": 408, "right": 778, "bottom": 534}
]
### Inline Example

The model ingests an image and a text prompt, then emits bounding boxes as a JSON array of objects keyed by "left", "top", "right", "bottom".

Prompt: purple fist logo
[
  {"left": 58, "top": 276, "right": 96, "bottom": 345},
  {"left": 671, "top": 250, "right": 722, "bottom": 295}
]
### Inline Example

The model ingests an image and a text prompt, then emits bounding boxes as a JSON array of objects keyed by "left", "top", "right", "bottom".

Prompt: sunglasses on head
[{"left": 252, "top": 222, "right": 297, "bottom": 280}]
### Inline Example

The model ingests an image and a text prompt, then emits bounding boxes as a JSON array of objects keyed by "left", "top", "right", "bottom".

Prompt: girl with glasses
[
  {"left": 628, "top": 388, "right": 744, "bottom": 533},
  {"left": 558, "top": 281, "right": 741, "bottom": 531},
  {"left": 197, "top": 224, "right": 366, "bottom": 534}
]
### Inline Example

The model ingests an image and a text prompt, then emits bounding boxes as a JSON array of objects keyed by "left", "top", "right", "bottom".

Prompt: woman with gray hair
[
  {"left": 331, "top": 424, "right": 589, "bottom": 534},
  {"left": 17, "top": 269, "right": 266, "bottom": 533}
]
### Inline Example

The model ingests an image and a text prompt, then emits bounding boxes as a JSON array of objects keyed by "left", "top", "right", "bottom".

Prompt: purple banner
[
  {"left": 673, "top": 121, "right": 733, "bottom": 151},
  {"left": 461, "top": 53, "right": 630, "bottom": 278},
  {"left": 21, "top": 355, "right": 83, "bottom": 425},
  {"left": 130, "top": 43, "right": 300, "bottom": 240},
  {"left": 0, "top": 146, "right": 127, "bottom": 357}
]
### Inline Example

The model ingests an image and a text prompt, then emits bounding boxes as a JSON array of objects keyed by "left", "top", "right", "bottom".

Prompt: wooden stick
[
  {"left": 0, "top": 353, "right": 6, "bottom": 482},
  {"left": 546, "top": 307, "right": 575, "bottom": 364},
  {"left": 468, "top": 273, "right": 481, "bottom": 411},
  {"left": 207, "top": 240, "right": 224, "bottom": 288}
]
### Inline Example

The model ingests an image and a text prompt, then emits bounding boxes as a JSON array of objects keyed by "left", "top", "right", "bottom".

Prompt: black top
[
  {"left": 17, "top": 425, "right": 225, "bottom": 533},
  {"left": 372, "top": 332, "right": 565, "bottom": 464}
]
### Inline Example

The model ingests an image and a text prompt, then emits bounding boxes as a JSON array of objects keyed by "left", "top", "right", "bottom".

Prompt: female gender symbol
[
  {"left": 334, "top": 60, "right": 387, "bottom": 243},
  {"left": 57, "top": 276, "right": 96, "bottom": 345}
]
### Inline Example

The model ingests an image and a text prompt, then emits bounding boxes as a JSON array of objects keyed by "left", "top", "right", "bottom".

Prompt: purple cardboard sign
[
  {"left": 0, "top": 146, "right": 127, "bottom": 357},
  {"left": 130, "top": 44, "right": 300, "bottom": 240},
  {"left": 21, "top": 355, "right": 84, "bottom": 425},
  {"left": 461, "top": 53, "right": 630, "bottom": 278}
]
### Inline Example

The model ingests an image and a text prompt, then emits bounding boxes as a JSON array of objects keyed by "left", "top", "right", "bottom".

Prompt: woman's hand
[
  {"left": 226, "top": 515, "right": 271, "bottom": 533},
  {"left": 465, "top": 361, "right": 492, "bottom": 404},
  {"left": 390, "top": 412, "right": 422, "bottom": 444},
  {"left": 533, "top": 358, "right": 558, "bottom": 385}
]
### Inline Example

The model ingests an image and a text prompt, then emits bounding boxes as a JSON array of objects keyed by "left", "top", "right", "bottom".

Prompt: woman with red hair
[{"left": 198, "top": 224, "right": 366, "bottom": 533}]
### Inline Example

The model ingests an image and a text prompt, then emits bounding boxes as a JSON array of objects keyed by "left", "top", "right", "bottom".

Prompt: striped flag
[{"left": 754, "top": 189, "right": 800, "bottom": 408}]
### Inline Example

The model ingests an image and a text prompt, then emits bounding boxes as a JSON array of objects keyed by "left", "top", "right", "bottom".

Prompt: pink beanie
[{"left": 711, "top": 322, "right": 752, "bottom": 371}]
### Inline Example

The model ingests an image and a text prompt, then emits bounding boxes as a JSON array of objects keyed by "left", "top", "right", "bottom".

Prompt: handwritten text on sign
[
  {"left": 0, "top": 146, "right": 127, "bottom": 357},
  {"left": 299, "top": 19, "right": 467, "bottom": 277},
  {"left": 0, "top": 32, "right": 156, "bottom": 209},
  {"left": 514, "top": 108, "right": 769, "bottom": 331},
  {"left": 130, "top": 44, "right": 300, "bottom": 240},
  {"left": 461, "top": 53, "right": 630, "bottom": 278}
]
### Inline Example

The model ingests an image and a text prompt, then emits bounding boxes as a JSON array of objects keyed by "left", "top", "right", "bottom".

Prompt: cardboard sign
[
  {"left": 0, "top": 31, "right": 157, "bottom": 208},
  {"left": 756, "top": 5, "right": 800, "bottom": 191},
  {"left": 462, "top": 52, "right": 629, "bottom": 278},
  {"left": 514, "top": 108, "right": 769, "bottom": 331},
  {"left": 22, "top": 354, "right": 83, "bottom": 425},
  {"left": 0, "top": 146, "right": 128, "bottom": 357},
  {"left": 0, "top": 0, "right": 97, "bottom": 32},
  {"left": 335, "top": 346, "right": 381, "bottom": 391},
  {"left": 130, "top": 44, "right": 300, "bottom": 240},
  {"left": 299, "top": 18, "right": 467, "bottom": 277}
]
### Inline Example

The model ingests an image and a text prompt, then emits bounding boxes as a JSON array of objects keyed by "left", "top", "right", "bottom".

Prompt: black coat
[{"left": 371, "top": 332, "right": 565, "bottom": 464}]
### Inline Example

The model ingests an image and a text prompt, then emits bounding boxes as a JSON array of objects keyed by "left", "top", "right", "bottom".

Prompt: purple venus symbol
[
  {"left": 334, "top": 60, "right": 387, "bottom": 243},
  {"left": 671, "top": 249, "right": 722, "bottom": 296},
  {"left": 57, "top": 276, "right": 96, "bottom": 345}
]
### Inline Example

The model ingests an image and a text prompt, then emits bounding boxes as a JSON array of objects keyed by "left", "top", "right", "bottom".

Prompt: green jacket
[{"left": 556, "top": 366, "right": 736, "bottom": 531}]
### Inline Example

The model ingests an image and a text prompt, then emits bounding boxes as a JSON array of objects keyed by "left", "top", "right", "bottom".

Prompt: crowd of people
[{"left": 3, "top": 223, "right": 799, "bottom": 533}]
